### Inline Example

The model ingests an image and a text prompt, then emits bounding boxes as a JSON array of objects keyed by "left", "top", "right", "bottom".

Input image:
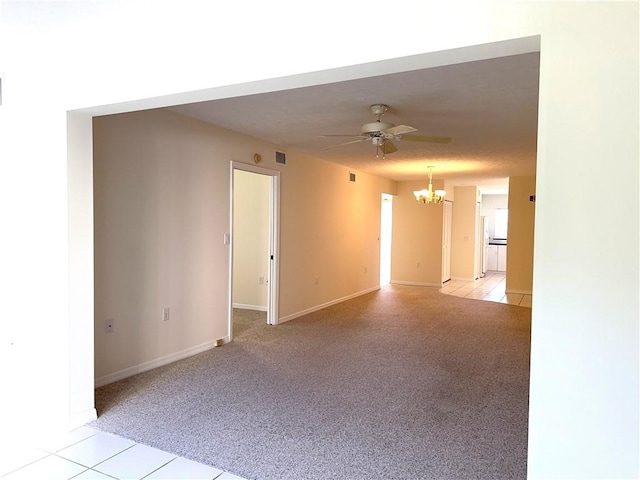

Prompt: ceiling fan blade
[
  {"left": 322, "top": 138, "right": 367, "bottom": 150},
  {"left": 384, "top": 124, "right": 417, "bottom": 136},
  {"left": 402, "top": 134, "right": 452, "bottom": 144},
  {"left": 382, "top": 141, "right": 398, "bottom": 155}
]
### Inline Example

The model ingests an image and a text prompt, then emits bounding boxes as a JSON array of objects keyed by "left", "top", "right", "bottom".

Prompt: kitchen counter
[{"left": 487, "top": 242, "right": 507, "bottom": 271}]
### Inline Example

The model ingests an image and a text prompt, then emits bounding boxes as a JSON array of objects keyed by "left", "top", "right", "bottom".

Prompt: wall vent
[
  {"left": 275, "top": 151, "right": 286, "bottom": 165},
  {"left": 349, "top": 172, "right": 356, "bottom": 183}
]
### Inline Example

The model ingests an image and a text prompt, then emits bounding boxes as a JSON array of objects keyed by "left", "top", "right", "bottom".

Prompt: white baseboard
[
  {"left": 69, "top": 408, "right": 97, "bottom": 430},
  {"left": 95, "top": 339, "right": 226, "bottom": 388},
  {"left": 506, "top": 289, "right": 532, "bottom": 295},
  {"left": 391, "top": 280, "right": 443, "bottom": 287},
  {"left": 450, "top": 276, "right": 476, "bottom": 282},
  {"left": 233, "top": 303, "right": 268, "bottom": 312},
  {"left": 279, "top": 286, "right": 380, "bottom": 323}
]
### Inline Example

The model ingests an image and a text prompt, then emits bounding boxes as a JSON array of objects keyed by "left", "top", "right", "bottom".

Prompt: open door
[
  {"left": 442, "top": 200, "right": 452, "bottom": 283},
  {"left": 380, "top": 194, "right": 393, "bottom": 286},
  {"left": 229, "top": 162, "right": 280, "bottom": 340}
]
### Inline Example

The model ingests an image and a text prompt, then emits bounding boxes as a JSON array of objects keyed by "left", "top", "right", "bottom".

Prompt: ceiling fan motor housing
[
  {"left": 361, "top": 121, "right": 394, "bottom": 135},
  {"left": 370, "top": 104, "right": 389, "bottom": 116}
]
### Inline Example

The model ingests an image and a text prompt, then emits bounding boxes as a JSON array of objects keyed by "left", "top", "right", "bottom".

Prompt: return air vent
[{"left": 275, "top": 151, "right": 286, "bottom": 165}]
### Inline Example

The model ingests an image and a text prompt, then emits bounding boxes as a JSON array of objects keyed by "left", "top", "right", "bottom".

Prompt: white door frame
[{"left": 229, "top": 161, "right": 280, "bottom": 339}]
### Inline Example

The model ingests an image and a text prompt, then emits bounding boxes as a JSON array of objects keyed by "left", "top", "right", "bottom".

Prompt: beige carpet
[{"left": 92, "top": 284, "right": 531, "bottom": 479}]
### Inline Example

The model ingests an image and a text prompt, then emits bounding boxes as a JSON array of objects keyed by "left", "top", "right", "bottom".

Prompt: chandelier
[{"left": 413, "top": 166, "right": 446, "bottom": 204}]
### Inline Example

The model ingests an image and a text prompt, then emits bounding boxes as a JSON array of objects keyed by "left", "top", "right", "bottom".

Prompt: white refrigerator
[{"left": 480, "top": 216, "right": 489, "bottom": 276}]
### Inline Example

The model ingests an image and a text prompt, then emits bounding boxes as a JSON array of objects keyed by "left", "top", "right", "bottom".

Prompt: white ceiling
[{"left": 168, "top": 51, "right": 540, "bottom": 192}]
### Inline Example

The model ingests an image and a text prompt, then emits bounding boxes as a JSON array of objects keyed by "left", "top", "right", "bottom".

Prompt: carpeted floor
[{"left": 92, "top": 284, "right": 531, "bottom": 480}]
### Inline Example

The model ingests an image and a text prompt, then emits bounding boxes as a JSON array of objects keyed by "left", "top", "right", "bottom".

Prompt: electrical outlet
[
  {"left": 163, "top": 307, "right": 170, "bottom": 321},
  {"left": 105, "top": 318, "right": 113, "bottom": 334},
  {"left": 259, "top": 276, "right": 265, "bottom": 285}
]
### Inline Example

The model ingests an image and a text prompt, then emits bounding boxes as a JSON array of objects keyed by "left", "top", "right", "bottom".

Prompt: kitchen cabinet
[
  {"left": 487, "top": 244, "right": 507, "bottom": 272},
  {"left": 497, "top": 245, "right": 507, "bottom": 271},
  {"left": 487, "top": 245, "right": 497, "bottom": 271}
]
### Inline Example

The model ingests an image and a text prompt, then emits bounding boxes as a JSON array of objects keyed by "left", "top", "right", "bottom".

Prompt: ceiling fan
[{"left": 321, "top": 104, "right": 451, "bottom": 158}]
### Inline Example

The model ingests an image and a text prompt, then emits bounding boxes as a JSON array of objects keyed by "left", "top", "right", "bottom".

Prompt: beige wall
[
  {"left": 233, "top": 170, "right": 270, "bottom": 310},
  {"left": 93, "top": 110, "right": 235, "bottom": 380},
  {"left": 279, "top": 155, "right": 396, "bottom": 319},
  {"left": 391, "top": 180, "right": 444, "bottom": 286},
  {"left": 450, "top": 186, "right": 479, "bottom": 280},
  {"left": 93, "top": 108, "right": 397, "bottom": 381},
  {"left": 506, "top": 176, "right": 536, "bottom": 294}
]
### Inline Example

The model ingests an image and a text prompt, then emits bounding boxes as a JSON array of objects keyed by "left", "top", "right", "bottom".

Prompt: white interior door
[
  {"left": 475, "top": 206, "right": 485, "bottom": 279},
  {"left": 442, "top": 200, "right": 452, "bottom": 283}
]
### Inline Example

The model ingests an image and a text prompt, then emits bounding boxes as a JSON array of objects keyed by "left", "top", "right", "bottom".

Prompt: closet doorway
[{"left": 230, "top": 162, "right": 280, "bottom": 339}]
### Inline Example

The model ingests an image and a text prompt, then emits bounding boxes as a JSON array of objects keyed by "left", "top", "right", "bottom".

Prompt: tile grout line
[{"left": 139, "top": 457, "right": 179, "bottom": 480}]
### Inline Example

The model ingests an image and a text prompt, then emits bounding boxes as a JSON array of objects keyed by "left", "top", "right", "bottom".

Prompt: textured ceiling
[{"left": 169, "top": 52, "right": 540, "bottom": 191}]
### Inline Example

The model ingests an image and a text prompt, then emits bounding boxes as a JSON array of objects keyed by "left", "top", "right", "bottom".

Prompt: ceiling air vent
[{"left": 275, "top": 151, "right": 286, "bottom": 165}]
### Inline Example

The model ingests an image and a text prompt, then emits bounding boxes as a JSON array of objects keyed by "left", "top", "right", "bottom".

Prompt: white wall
[
  {"left": 525, "top": 6, "right": 638, "bottom": 477},
  {"left": 1, "top": 2, "right": 637, "bottom": 477}
]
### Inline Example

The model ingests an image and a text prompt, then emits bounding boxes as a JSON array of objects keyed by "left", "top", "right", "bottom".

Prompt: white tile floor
[
  {"left": 0, "top": 426, "right": 248, "bottom": 480},
  {"left": 440, "top": 271, "right": 532, "bottom": 308}
]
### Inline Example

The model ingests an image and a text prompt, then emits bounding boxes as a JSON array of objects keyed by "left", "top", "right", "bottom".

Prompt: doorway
[
  {"left": 230, "top": 162, "right": 280, "bottom": 340},
  {"left": 380, "top": 194, "right": 393, "bottom": 286},
  {"left": 442, "top": 200, "right": 452, "bottom": 283}
]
